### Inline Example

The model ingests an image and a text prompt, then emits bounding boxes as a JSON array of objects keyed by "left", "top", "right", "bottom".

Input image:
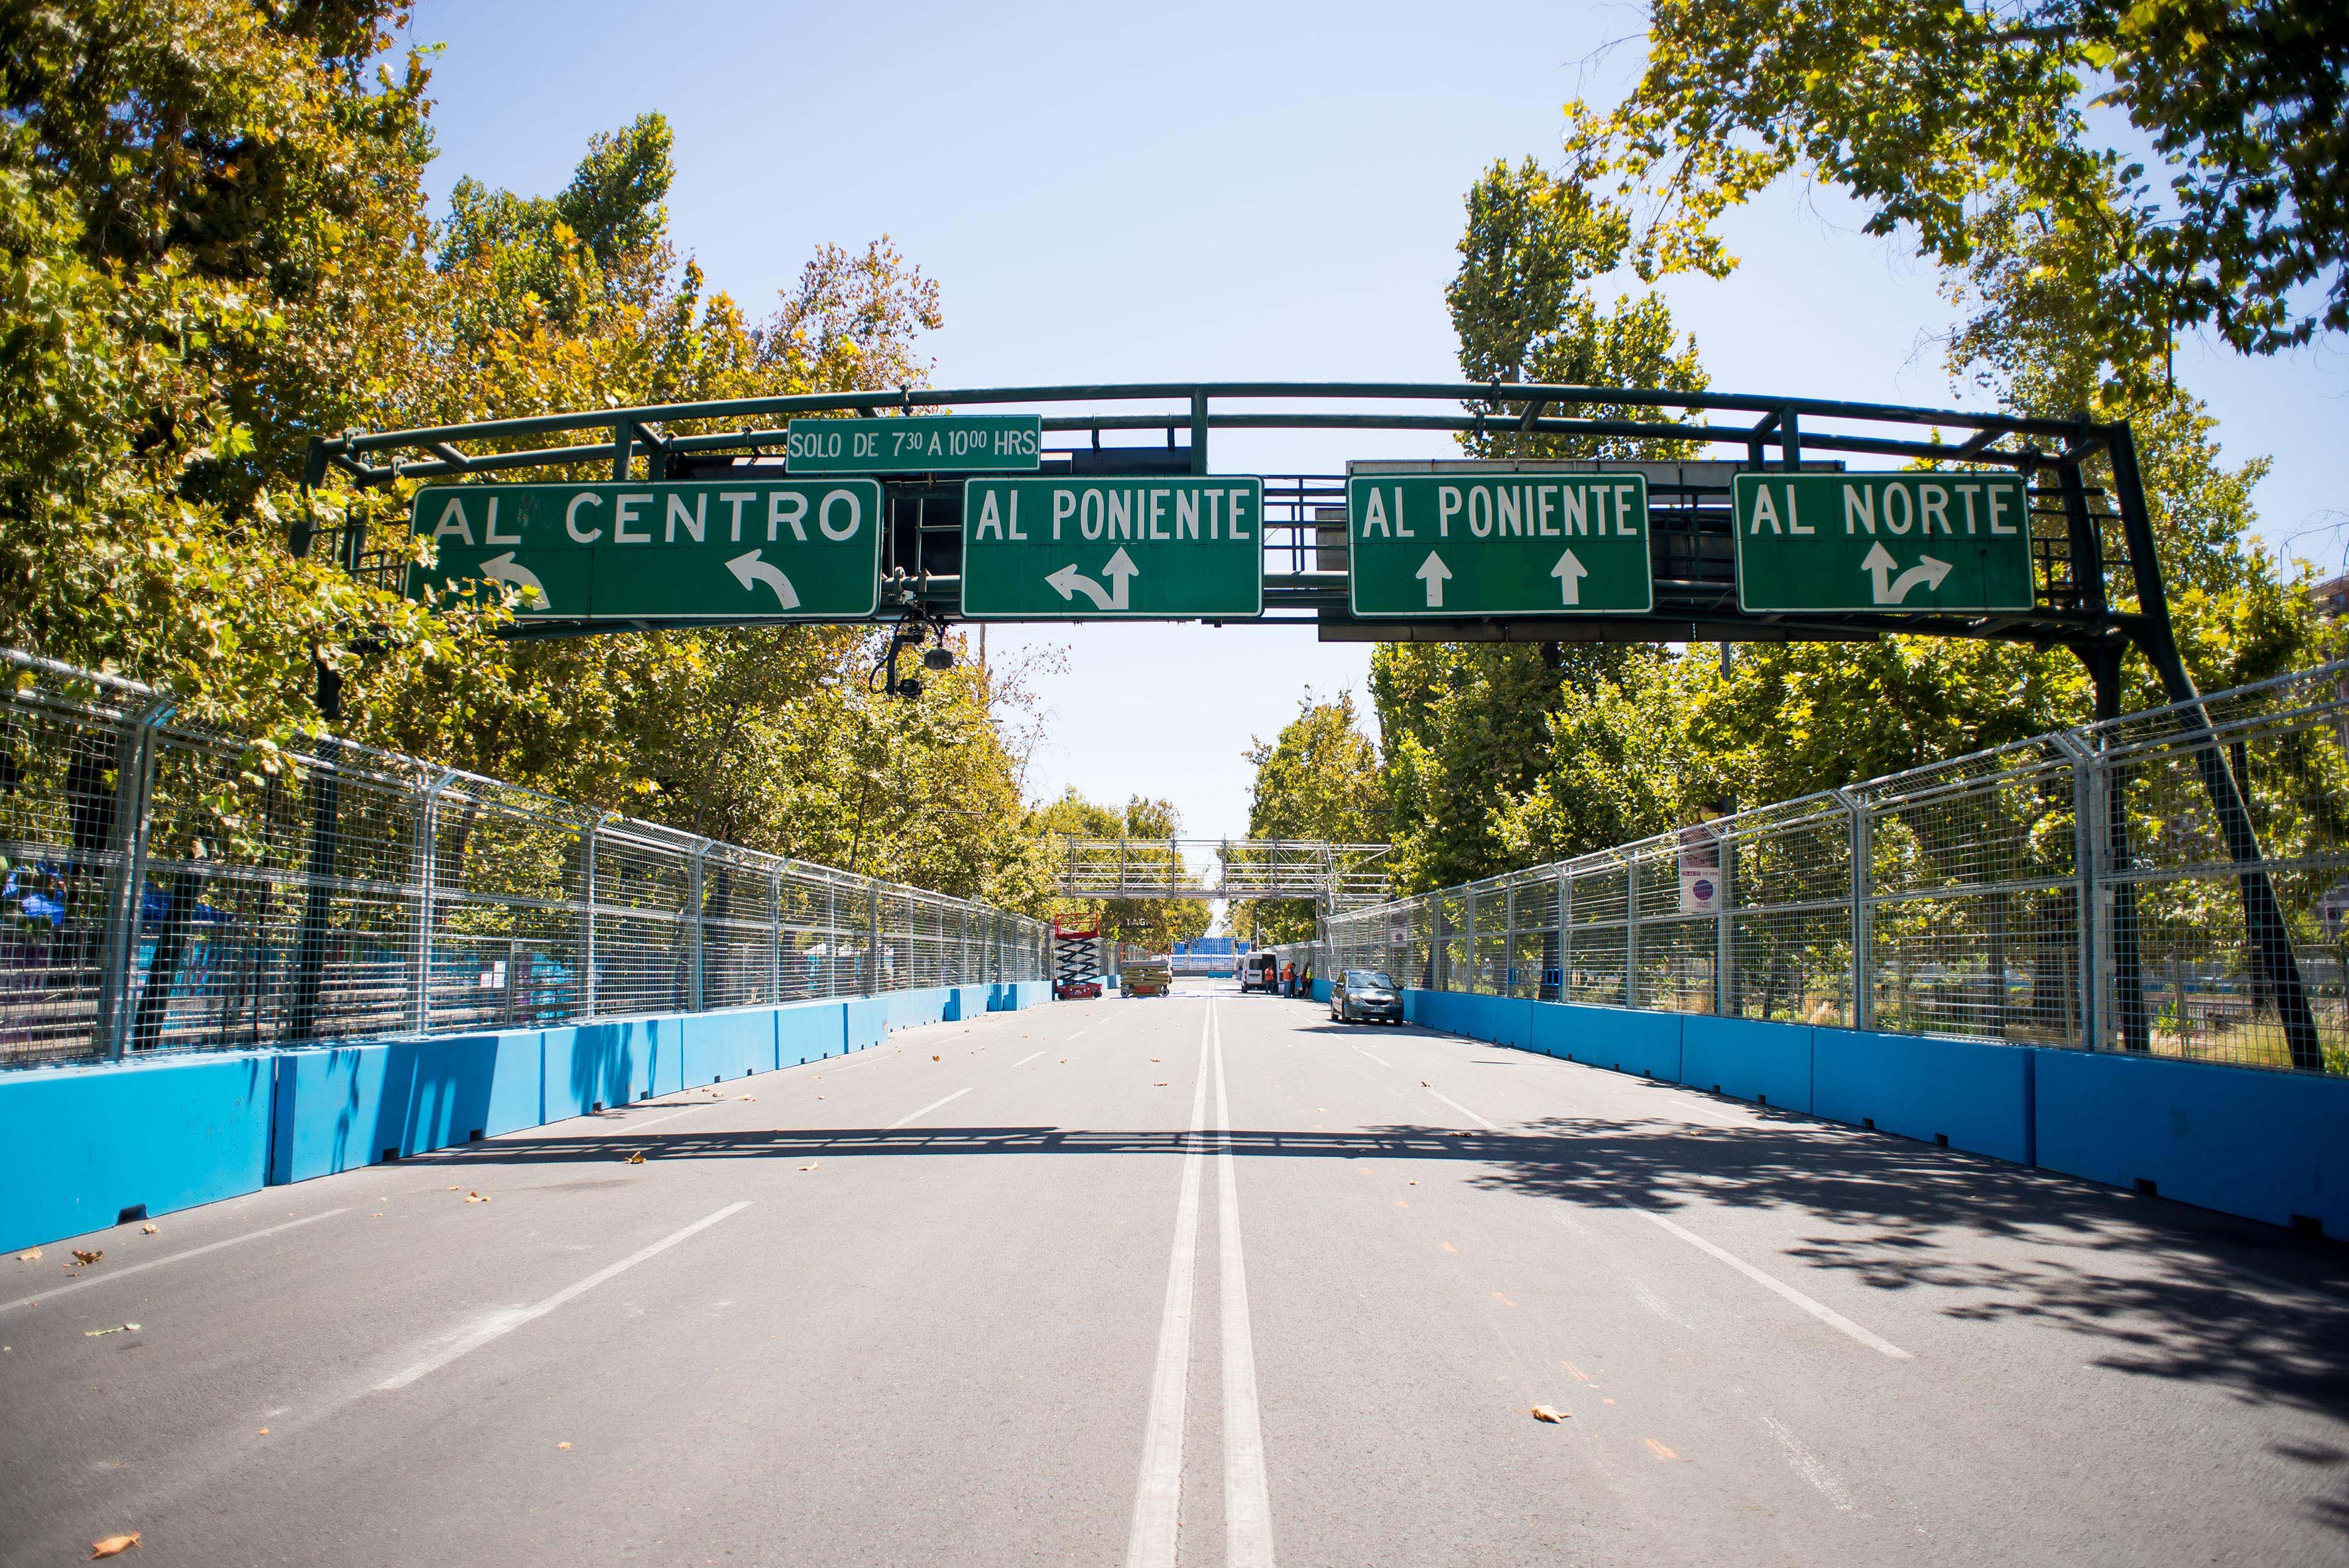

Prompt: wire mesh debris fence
[
  {"left": 0, "top": 651, "right": 1050, "bottom": 1069},
  {"left": 1319, "top": 660, "right": 2349, "bottom": 1077}
]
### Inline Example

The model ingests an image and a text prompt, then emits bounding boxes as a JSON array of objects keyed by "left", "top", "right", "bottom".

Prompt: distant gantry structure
[{"left": 1052, "top": 838, "right": 1392, "bottom": 914}]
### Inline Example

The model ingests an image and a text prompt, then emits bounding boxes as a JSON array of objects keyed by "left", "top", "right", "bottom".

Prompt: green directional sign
[
  {"left": 959, "top": 477, "right": 1264, "bottom": 620},
  {"left": 1346, "top": 473, "right": 1652, "bottom": 617},
  {"left": 1733, "top": 473, "right": 2035, "bottom": 614},
  {"left": 406, "top": 481, "right": 882, "bottom": 621},
  {"left": 785, "top": 414, "right": 1041, "bottom": 473}
]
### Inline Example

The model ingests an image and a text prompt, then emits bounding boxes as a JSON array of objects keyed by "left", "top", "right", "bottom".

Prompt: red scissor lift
[{"left": 1052, "top": 919, "right": 1105, "bottom": 1000}]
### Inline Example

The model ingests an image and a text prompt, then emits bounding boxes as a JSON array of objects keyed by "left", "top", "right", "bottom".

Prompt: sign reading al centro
[
  {"left": 1346, "top": 469, "right": 1653, "bottom": 617},
  {"left": 1732, "top": 473, "right": 2036, "bottom": 614},
  {"left": 959, "top": 477, "right": 1264, "bottom": 620},
  {"left": 406, "top": 481, "right": 883, "bottom": 620}
]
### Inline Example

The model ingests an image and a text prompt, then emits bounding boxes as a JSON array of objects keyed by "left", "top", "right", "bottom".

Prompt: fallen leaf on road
[
  {"left": 83, "top": 1323, "right": 139, "bottom": 1337},
  {"left": 1154, "top": 1083, "right": 1168, "bottom": 1087},
  {"left": 931, "top": 1055, "right": 940, "bottom": 1061},
  {"left": 89, "top": 1533, "right": 139, "bottom": 1557},
  {"left": 448, "top": 1185, "right": 460, "bottom": 1191},
  {"left": 140, "top": 1225, "right": 158, "bottom": 1235},
  {"left": 798, "top": 1162, "right": 820, "bottom": 1172},
  {"left": 736, "top": 1095, "right": 754, "bottom": 1101},
  {"left": 625, "top": 1152, "right": 645, "bottom": 1165},
  {"left": 1531, "top": 1405, "right": 1569, "bottom": 1423},
  {"left": 465, "top": 1191, "right": 491, "bottom": 1203},
  {"left": 17, "top": 1248, "right": 38, "bottom": 1262},
  {"left": 1150, "top": 1057, "right": 1160, "bottom": 1062},
  {"left": 558, "top": 1441, "right": 572, "bottom": 1450},
  {"left": 72, "top": 1250, "right": 102, "bottom": 1266},
  {"left": 1421, "top": 1080, "right": 1429, "bottom": 1087}
]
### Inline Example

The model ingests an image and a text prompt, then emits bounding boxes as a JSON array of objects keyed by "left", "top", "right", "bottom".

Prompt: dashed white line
[
  {"left": 887, "top": 1087, "right": 973, "bottom": 1129},
  {"left": 374, "top": 1201, "right": 750, "bottom": 1391},
  {"left": 1125, "top": 1011, "right": 1215, "bottom": 1568},
  {"left": 1213, "top": 1004, "right": 1277, "bottom": 1566},
  {"left": 1425, "top": 1088, "right": 1500, "bottom": 1131},
  {"left": 1, "top": 1207, "right": 351, "bottom": 1314},
  {"left": 1631, "top": 1207, "right": 1913, "bottom": 1361},
  {"left": 611, "top": 1103, "right": 711, "bottom": 1135},
  {"left": 1011, "top": 1050, "right": 1048, "bottom": 1068}
]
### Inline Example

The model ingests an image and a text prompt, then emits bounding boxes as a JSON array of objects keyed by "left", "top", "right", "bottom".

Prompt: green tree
[
  {"left": 1031, "top": 788, "right": 1211, "bottom": 951},
  {"left": 1235, "top": 692, "right": 1384, "bottom": 942},
  {"left": 1562, "top": 0, "right": 2349, "bottom": 387}
]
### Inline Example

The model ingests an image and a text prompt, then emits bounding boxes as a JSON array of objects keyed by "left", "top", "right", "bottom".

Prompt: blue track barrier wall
[
  {"left": 1, "top": 983, "right": 1055, "bottom": 1254},
  {"left": 1, "top": 1052, "right": 274, "bottom": 1254},
  {"left": 2034, "top": 1050, "right": 2349, "bottom": 1237},
  {"left": 1398, "top": 991, "right": 2343, "bottom": 1236}
]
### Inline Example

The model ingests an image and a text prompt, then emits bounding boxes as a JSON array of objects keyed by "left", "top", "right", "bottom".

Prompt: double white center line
[{"left": 1126, "top": 1002, "right": 1276, "bottom": 1567}]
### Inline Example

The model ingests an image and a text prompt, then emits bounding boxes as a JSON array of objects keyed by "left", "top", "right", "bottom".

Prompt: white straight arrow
[
  {"left": 1859, "top": 542, "right": 1953, "bottom": 605},
  {"left": 726, "top": 550, "right": 801, "bottom": 609},
  {"left": 1101, "top": 547, "right": 1138, "bottom": 611},
  {"left": 1551, "top": 548, "right": 1587, "bottom": 607},
  {"left": 1416, "top": 551, "right": 1452, "bottom": 609},
  {"left": 481, "top": 551, "right": 548, "bottom": 609}
]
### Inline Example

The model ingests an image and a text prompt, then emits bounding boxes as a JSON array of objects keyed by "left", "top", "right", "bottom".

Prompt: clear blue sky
[{"left": 406, "top": 0, "right": 2349, "bottom": 840}]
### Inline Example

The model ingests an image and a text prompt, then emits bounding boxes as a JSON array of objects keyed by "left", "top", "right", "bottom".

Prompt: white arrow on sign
[
  {"left": 1416, "top": 550, "right": 1453, "bottom": 609},
  {"left": 481, "top": 551, "right": 548, "bottom": 609},
  {"left": 1046, "top": 546, "right": 1139, "bottom": 611},
  {"left": 1859, "top": 542, "right": 1953, "bottom": 605},
  {"left": 1551, "top": 548, "right": 1587, "bottom": 607},
  {"left": 727, "top": 550, "right": 802, "bottom": 609}
]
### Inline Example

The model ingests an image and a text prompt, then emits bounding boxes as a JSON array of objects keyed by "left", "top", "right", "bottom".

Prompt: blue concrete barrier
[
  {"left": 1682, "top": 1015, "right": 1814, "bottom": 1112},
  {"left": 1811, "top": 1027, "right": 2034, "bottom": 1166},
  {"left": 1524, "top": 1000, "right": 1684, "bottom": 1082},
  {"left": 1, "top": 1051, "right": 274, "bottom": 1254},
  {"left": 2034, "top": 1049, "right": 2349, "bottom": 1237},
  {"left": 2, "top": 981, "right": 1059, "bottom": 1252}
]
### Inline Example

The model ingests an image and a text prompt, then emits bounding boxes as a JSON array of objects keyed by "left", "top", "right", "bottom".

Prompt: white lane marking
[
  {"left": 375, "top": 1201, "right": 750, "bottom": 1391},
  {"left": 1351, "top": 1045, "right": 1393, "bottom": 1067},
  {"left": 1760, "top": 1414, "right": 1858, "bottom": 1513},
  {"left": 613, "top": 1103, "right": 709, "bottom": 1135},
  {"left": 1, "top": 1208, "right": 351, "bottom": 1315},
  {"left": 1124, "top": 1011, "right": 1214, "bottom": 1568},
  {"left": 887, "top": 1087, "right": 973, "bottom": 1129},
  {"left": 1631, "top": 1207, "right": 1913, "bottom": 1361},
  {"left": 1011, "top": 1050, "right": 1048, "bottom": 1068},
  {"left": 1212, "top": 1003, "right": 1278, "bottom": 1565},
  {"left": 1425, "top": 1088, "right": 1500, "bottom": 1132}
]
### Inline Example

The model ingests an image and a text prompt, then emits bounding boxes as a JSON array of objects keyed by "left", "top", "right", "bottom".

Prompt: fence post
[
  {"left": 687, "top": 841, "right": 707, "bottom": 1013},
  {"left": 1837, "top": 788, "right": 1873, "bottom": 1031},
  {"left": 867, "top": 882, "right": 882, "bottom": 995},
  {"left": 1463, "top": 884, "right": 1478, "bottom": 993},
  {"left": 1625, "top": 853, "right": 1641, "bottom": 1010},
  {"left": 95, "top": 699, "right": 172, "bottom": 1058},
  {"left": 286, "top": 738, "right": 344, "bottom": 1046},
  {"left": 770, "top": 862, "right": 784, "bottom": 1004},
  {"left": 1559, "top": 865, "right": 1573, "bottom": 1003},
  {"left": 410, "top": 770, "right": 455, "bottom": 1036},
  {"left": 1715, "top": 822, "right": 1734, "bottom": 1018},
  {"left": 580, "top": 814, "right": 601, "bottom": 1020},
  {"left": 2049, "top": 731, "right": 2100, "bottom": 1048}
]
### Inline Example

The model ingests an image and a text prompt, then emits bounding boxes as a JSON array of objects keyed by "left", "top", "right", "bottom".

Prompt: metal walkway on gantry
[{"left": 1052, "top": 838, "right": 1392, "bottom": 912}]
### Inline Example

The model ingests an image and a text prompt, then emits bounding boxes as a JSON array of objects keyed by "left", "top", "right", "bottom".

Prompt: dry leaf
[
  {"left": 139, "top": 1225, "right": 158, "bottom": 1236},
  {"left": 448, "top": 1185, "right": 461, "bottom": 1191},
  {"left": 558, "top": 1441, "right": 572, "bottom": 1450},
  {"left": 88, "top": 1534, "right": 140, "bottom": 1558},
  {"left": 1154, "top": 1083, "right": 1168, "bottom": 1087},
  {"left": 736, "top": 1095, "right": 754, "bottom": 1101},
  {"left": 17, "top": 1248, "right": 39, "bottom": 1262},
  {"left": 931, "top": 1055, "right": 940, "bottom": 1061},
  {"left": 1421, "top": 1080, "right": 1429, "bottom": 1087},
  {"left": 465, "top": 1191, "right": 490, "bottom": 1203},
  {"left": 83, "top": 1323, "right": 139, "bottom": 1337},
  {"left": 1531, "top": 1405, "right": 1569, "bottom": 1423},
  {"left": 72, "top": 1250, "right": 102, "bottom": 1266},
  {"left": 798, "top": 1162, "right": 820, "bottom": 1172}
]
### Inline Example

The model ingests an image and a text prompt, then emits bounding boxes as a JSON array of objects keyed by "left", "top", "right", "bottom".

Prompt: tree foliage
[
  {"left": 1030, "top": 788, "right": 1211, "bottom": 951},
  {"left": 1563, "top": 0, "right": 2349, "bottom": 387},
  {"left": 1234, "top": 692, "right": 1383, "bottom": 943}
]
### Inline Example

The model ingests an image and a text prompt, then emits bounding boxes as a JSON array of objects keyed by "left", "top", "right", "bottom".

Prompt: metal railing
[
  {"left": 1323, "top": 660, "right": 2349, "bottom": 1077},
  {"left": 0, "top": 652, "right": 1050, "bottom": 1069},
  {"left": 1052, "top": 837, "right": 1392, "bottom": 910}
]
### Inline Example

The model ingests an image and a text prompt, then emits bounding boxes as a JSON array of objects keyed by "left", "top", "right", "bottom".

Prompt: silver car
[{"left": 1330, "top": 968, "right": 1403, "bottom": 1025}]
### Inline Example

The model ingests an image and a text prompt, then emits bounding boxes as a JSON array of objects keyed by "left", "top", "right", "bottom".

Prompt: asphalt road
[{"left": 6, "top": 982, "right": 2348, "bottom": 1565}]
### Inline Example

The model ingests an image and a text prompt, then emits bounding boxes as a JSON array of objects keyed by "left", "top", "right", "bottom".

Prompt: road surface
[{"left": 5, "top": 982, "right": 2347, "bottom": 1565}]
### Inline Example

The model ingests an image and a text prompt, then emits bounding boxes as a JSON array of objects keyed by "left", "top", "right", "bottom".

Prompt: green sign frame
[
  {"left": 959, "top": 477, "right": 1264, "bottom": 621},
  {"left": 406, "top": 481, "right": 883, "bottom": 621},
  {"left": 1345, "top": 473, "right": 1653, "bottom": 618},
  {"left": 1732, "top": 473, "right": 2035, "bottom": 614},
  {"left": 784, "top": 415, "right": 1042, "bottom": 474}
]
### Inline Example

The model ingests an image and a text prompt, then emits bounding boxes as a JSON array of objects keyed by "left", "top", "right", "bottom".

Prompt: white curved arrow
[
  {"left": 1416, "top": 550, "right": 1452, "bottom": 608},
  {"left": 1551, "top": 548, "right": 1587, "bottom": 606},
  {"left": 1046, "top": 547, "right": 1139, "bottom": 611},
  {"left": 1860, "top": 542, "right": 1953, "bottom": 605},
  {"left": 481, "top": 551, "right": 548, "bottom": 609},
  {"left": 727, "top": 550, "right": 801, "bottom": 609}
]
